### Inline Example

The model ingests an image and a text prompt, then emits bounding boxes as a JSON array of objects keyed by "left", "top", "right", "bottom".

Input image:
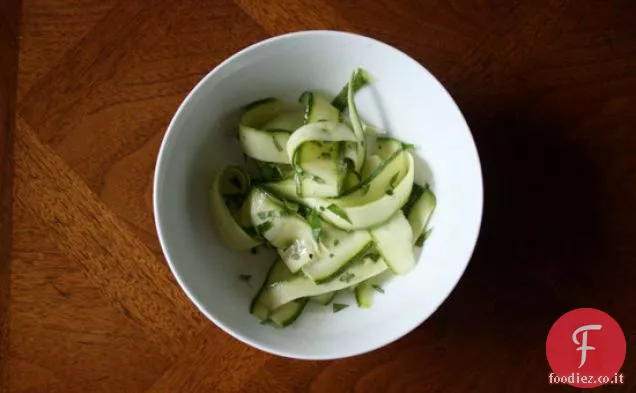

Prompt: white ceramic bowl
[{"left": 154, "top": 30, "right": 483, "bottom": 360}]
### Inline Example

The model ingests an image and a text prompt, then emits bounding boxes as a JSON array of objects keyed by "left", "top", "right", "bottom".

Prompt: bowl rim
[{"left": 153, "top": 29, "right": 484, "bottom": 360}]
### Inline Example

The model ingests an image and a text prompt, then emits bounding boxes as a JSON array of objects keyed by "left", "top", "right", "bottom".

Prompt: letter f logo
[{"left": 573, "top": 324, "right": 602, "bottom": 368}]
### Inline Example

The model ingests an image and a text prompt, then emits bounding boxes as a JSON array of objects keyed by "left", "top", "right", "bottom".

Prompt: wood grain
[
  {"left": 5, "top": 0, "right": 636, "bottom": 392},
  {"left": 0, "top": 0, "right": 20, "bottom": 391}
]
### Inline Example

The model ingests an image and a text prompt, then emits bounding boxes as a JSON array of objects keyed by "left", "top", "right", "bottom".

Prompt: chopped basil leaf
[
  {"left": 331, "top": 68, "right": 372, "bottom": 112},
  {"left": 372, "top": 284, "right": 385, "bottom": 294},
  {"left": 415, "top": 228, "right": 433, "bottom": 247},
  {"left": 386, "top": 189, "right": 394, "bottom": 196},
  {"left": 334, "top": 239, "right": 340, "bottom": 246},
  {"left": 389, "top": 172, "right": 400, "bottom": 188},
  {"left": 332, "top": 303, "right": 349, "bottom": 313},
  {"left": 402, "top": 183, "right": 427, "bottom": 217},
  {"left": 297, "top": 205, "right": 310, "bottom": 217},
  {"left": 256, "top": 221, "right": 273, "bottom": 234},
  {"left": 369, "top": 253, "right": 382, "bottom": 262},
  {"left": 306, "top": 209, "right": 323, "bottom": 242},
  {"left": 309, "top": 173, "right": 326, "bottom": 184},
  {"left": 339, "top": 272, "right": 355, "bottom": 283},
  {"left": 326, "top": 204, "right": 351, "bottom": 223},
  {"left": 402, "top": 143, "right": 416, "bottom": 150},
  {"left": 243, "top": 226, "right": 259, "bottom": 238}
]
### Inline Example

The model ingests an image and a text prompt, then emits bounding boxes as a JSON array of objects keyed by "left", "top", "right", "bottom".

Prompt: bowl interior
[{"left": 154, "top": 31, "right": 483, "bottom": 360}]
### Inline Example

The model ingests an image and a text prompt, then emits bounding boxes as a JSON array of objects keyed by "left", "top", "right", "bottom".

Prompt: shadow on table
[{"left": 407, "top": 97, "right": 617, "bottom": 353}]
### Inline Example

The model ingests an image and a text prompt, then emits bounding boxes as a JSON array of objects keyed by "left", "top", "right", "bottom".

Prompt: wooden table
[{"left": 2, "top": 0, "right": 636, "bottom": 392}]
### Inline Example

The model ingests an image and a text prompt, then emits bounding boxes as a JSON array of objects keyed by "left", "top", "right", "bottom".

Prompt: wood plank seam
[{"left": 13, "top": 116, "right": 207, "bottom": 359}]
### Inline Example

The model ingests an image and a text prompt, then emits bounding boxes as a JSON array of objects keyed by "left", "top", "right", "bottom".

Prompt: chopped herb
[
  {"left": 372, "top": 284, "right": 385, "bottom": 294},
  {"left": 378, "top": 145, "right": 383, "bottom": 150},
  {"left": 368, "top": 253, "right": 382, "bottom": 262},
  {"left": 402, "top": 183, "right": 427, "bottom": 217},
  {"left": 319, "top": 206, "right": 325, "bottom": 211},
  {"left": 329, "top": 253, "right": 334, "bottom": 258},
  {"left": 320, "top": 152, "right": 331, "bottom": 159},
  {"left": 386, "top": 189, "right": 394, "bottom": 196},
  {"left": 339, "top": 272, "right": 355, "bottom": 283},
  {"left": 297, "top": 205, "right": 310, "bottom": 217},
  {"left": 334, "top": 239, "right": 340, "bottom": 246},
  {"left": 239, "top": 274, "right": 252, "bottom": 282},
  {"left": 327, "top": 204, "right": 352, "bottom": 223},
  {"left": 306, "top": 209, "right": 323, "bottom": 242},
  {"left": 291, "top": 253, "right": 301, "bottom": 260},
  {"left": 331, "top": 68, "right": 372, "bottom": 111},
  {"left": 403, "top": 143, "right": 416, "bottom": 150},
  {"left": 415, "top": 228, "right": 433, "bottom": 247},
  {"left": 310, "top": 174, "right": 326, "bottom": 184},
  {"left": 256, "top": 221, "right": 273, "bottom": 234},
  {"left": 244, "top": 226, "right": 259, "bottom": 238},
  {"left": 309, "top": 253, "right": 314, "bottom": 259},
  {"left": 389, "top": 172, "right": 400, "bottom": 188},
  {"left": 332, "top": 303, "right": 349, "bottom": 313},
  {"left": 250, "top": 247, "right": 258, "bottom": 255},
  {"left": 271, "top": 134, "right": 284, "bottom": 152}
]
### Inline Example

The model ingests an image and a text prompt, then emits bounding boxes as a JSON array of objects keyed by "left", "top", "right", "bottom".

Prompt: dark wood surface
[
  {"left": 4, "top": 0, "right": 636, "bottom": 392},
  {"left": 0, "top": 0, "right": 20, "bottom": 391}
]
